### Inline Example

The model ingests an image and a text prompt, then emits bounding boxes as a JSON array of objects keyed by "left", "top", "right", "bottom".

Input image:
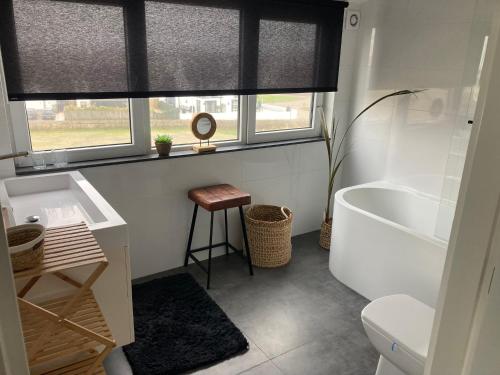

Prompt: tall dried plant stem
[{"left": 320, "top": 90, "right": 422, "bottom": 223}]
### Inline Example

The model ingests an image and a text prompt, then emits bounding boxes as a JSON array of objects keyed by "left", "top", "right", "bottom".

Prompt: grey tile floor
[{"left": 104, "top": 231, "right": 378, "bottom": 375}]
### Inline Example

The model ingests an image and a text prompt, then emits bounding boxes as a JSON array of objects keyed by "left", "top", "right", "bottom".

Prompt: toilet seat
[{"left": 361, "top": 294, "right": 435, "bottom": 374}]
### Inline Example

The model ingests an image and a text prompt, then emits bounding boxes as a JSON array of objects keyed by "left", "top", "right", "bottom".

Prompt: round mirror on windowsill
[{"left": 191, "top": 112, "right": 217, "bottom": 153}]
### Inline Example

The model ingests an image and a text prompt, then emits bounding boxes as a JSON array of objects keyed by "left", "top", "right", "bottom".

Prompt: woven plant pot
[
  {"left": 8, "top": 224, "right": 45, "bottom": 272},
  {"left": 245, "top": 205, "right": 293, "bottom": 268},
  {"left": 319, "top": 219, "right": 332, "bottom": 250}
]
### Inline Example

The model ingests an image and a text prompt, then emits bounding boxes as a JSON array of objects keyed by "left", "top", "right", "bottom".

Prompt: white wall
[
  {"left": 0, "top": 204, "right": 29, "bottom": 375},
  {"left": 425, "top": 19, "right": 500, "bottom": 373},
  {"left": 0, "top": 43, "right": 29, "bottom": 375},
  {"left": 335, "top": 0, "right": 498, "bottom": 241},
  {"left": 82, "top": 143, "right": 328, "bottom": 279},
  {"left": 465, "top": 214, "right": 500, "bottom": 375}
]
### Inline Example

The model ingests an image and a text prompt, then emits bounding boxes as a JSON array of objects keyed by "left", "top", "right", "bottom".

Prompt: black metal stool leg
[
  {"left": 207, "top": 211, "right": 214, "bottom": 289},
  {"left": 224, "top": 209, "right": 229, "bottom": 256},
  {"left": 239, "top": 206, "right": 254, "bottom": 276},
  {"left": 184, "top": 204, "right": 198, "bottom": 267}
]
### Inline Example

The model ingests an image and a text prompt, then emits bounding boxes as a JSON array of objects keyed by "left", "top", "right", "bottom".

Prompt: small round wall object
[
  {"left": 191, "top": 112, "right": 217, "bottom": 153},
  {"left": 349, "top": 13, "right": 359, "bottom": 27},
  {"left": 346, "top": 10, "right": 360, "bottom": 30}
]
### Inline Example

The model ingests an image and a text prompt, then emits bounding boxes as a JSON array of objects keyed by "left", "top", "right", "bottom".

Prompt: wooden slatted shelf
[
  {"left": 14, "top": 223, "right": 115, "bottom": 375},
  {"left": 43, "top": 360, "right": 105, "bottom": 375},
  {"left": 20, "top": 291, "right": 113, "bottom": 367},
  {"left": 15, "top": 223, "right": 107, "bottom": 280}
]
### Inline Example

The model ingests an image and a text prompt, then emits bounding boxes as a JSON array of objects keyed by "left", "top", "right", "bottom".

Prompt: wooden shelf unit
[
  {"left": 14, "top": 223, "right": 116, "bottom": 375},
  {"left": 42, "top": 358, "right": 105, "bottom": 375}
]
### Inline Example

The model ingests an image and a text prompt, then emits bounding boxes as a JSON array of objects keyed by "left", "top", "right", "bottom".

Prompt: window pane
[
  {"left": 26, "top": 99, "right": 131, "bottom": 151},
  {"left": 149, "top": 96, "right": 238, "bottom": 146},
  {"left": 255, "top": 93, "right": 313, "bottom": 133}
]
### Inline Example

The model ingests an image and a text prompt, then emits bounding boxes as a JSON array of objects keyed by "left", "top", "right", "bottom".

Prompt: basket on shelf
[
  {"left": 245, "top": 205, "right": 293, "bottom": 268},
  {"left": 8, "top": 224, "right": 45, "bottom": 272}
]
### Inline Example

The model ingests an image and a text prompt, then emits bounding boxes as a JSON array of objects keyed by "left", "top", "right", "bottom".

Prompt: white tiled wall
[
  {"left": 82, "top": 142, "right": 328, "bottom": 279},
  {"left": 336, "top": 0, "right": 499, "bottom": 240}
]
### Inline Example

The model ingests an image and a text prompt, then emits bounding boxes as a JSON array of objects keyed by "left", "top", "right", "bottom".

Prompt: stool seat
[
  {"left": 185, "top": 183, "right": 254, "bottom": 289},
  {"left": 188, "top": 184, "right": 251, "bottom": 212}
]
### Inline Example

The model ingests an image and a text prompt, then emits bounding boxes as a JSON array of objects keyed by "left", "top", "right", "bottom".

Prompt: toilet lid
[{"left": 361, "top": 294, "right": 435, "bottom": 363}]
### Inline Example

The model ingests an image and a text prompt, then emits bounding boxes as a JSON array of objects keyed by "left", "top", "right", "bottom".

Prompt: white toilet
[{"left": 361, "top": 294, "right": 435, "bottom": 375}]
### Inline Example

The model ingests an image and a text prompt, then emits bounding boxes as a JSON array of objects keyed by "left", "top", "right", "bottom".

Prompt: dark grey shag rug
[{"left": 123, "top": 273, "right": 248, "bottom": 375}]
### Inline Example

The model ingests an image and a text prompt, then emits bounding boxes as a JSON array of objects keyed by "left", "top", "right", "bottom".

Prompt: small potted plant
[{"left": 155, "top": 134, "right": 173, "bottom": 157}]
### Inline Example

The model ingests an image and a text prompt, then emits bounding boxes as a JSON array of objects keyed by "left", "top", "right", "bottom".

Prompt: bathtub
[{"left": 329, "top": 182, "right": 448, "bottom": 307}]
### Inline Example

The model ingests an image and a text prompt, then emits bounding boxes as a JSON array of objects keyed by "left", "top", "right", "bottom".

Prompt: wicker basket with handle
[
  {"left": 8, "top": 224, "right": 46, "bottom": 272},
  {"left": 245, "top": 205, "right": 293, "bottom": 268}
]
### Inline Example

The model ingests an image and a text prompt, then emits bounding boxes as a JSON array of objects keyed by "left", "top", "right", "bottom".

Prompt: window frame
[
  {"left": 246, "top": 93, "right": 323, "bottom": 144},
  {"left": 10, "top": 99, "right": 149, "bottom": 167},
  {"left": 9, "top": 93, "right": 324, "bottom": 167},
  {"left": 148, "top": 95, "right": 247, "bottom": 153}
]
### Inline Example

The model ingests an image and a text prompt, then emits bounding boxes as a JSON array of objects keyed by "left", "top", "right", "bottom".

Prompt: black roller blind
[{"left": 0, "top": 0, "right": 348, "bottom": 101}]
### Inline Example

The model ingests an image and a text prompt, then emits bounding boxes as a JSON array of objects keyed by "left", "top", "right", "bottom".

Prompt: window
[
  {"left": 247, "top": 93, "right": 322, "bottom": 143},
  {"left": 25, "top": 99, "right": 132, "bottom": 151},
  {"left": 10, "top": 93, "right": 323, "bottom": 166},
  {"left": 255, "top": 93, "right": 314, "bottom": 133},
  {"left": 149, "top": 96, "right": 239, "bottom": 147},
  {"left": 10, "top": 98, "right": 147, "bottom": 166}
]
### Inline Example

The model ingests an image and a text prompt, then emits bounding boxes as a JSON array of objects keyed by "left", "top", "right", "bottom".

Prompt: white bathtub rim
[{"left": 334, "top": 181, "right": 448, "bottom": 249}]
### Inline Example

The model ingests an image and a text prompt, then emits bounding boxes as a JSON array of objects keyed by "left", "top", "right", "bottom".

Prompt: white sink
[{"left": 1, "top": 171, "right": 121, "bottom": 229}]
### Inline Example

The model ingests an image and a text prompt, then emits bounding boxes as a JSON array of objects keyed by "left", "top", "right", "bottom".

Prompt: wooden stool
[{"left": 184, "top": 184, "right": 254, "bottom": 289}]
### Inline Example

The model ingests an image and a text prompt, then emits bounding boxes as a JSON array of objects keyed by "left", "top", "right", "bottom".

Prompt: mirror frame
[{"left": 191, "top": 112, "right": 217, "bottom": 141}]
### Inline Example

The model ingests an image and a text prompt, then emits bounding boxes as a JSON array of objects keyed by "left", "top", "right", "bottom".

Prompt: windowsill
[{"left": 15, "top": 137, "right": 323, "bottom": 176}]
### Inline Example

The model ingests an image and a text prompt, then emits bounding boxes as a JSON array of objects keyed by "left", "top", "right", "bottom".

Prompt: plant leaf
[
  {"left": 328, "top": 154, "right": 346, "bottom": 194},
  {"left": 323, "top": 89, "right": 422, "bottom": 217},
  {"left": 320, "top": 109, "right": 332, "bottom": 168},
  {"left": 350, "top": 89, "right": 423, "bottom": 126},
  {"left": 332, "top": 89, "right": 423, "bottom": 169},
  {"left": 332, "top": 116, "right": 339, "bottom": 148}
]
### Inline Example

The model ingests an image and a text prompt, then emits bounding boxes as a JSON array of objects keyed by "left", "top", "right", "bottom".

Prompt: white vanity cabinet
[{"left": 1, "top": 171, "right": 134, "bottom": 347}]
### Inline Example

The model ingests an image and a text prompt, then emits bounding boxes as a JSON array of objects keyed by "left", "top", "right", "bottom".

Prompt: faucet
[{"left": 0, "top": 151, "right": 29, "bottom": 161}]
